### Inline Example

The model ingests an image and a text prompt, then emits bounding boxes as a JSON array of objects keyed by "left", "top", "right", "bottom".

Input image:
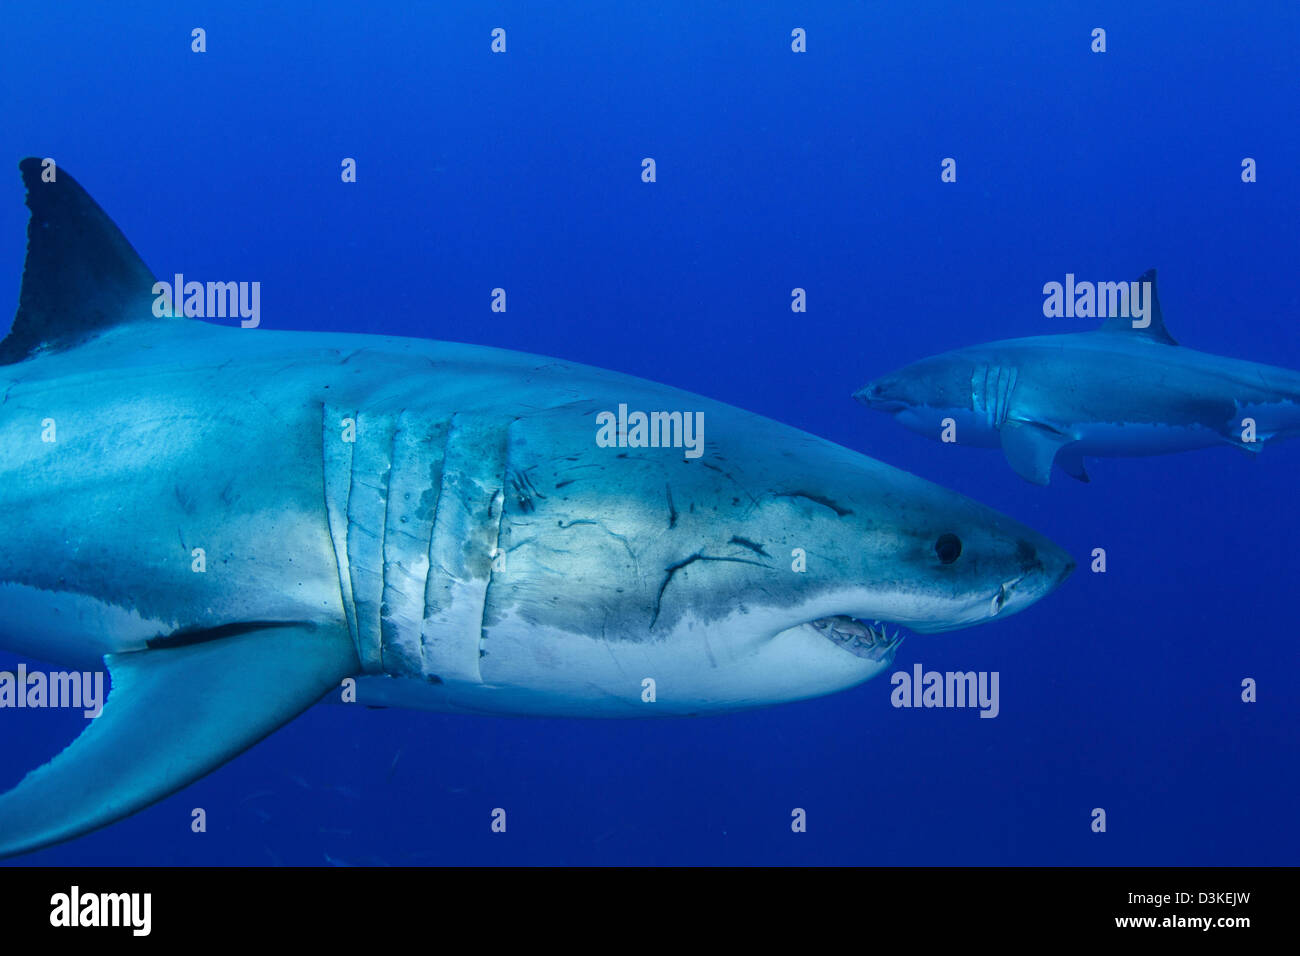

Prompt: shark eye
[{"left": 935, "top": 533, "right": 962, "bottom": 564}]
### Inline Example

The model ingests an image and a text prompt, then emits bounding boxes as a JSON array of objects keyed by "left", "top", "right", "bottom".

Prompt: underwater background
[{"left": 0, "top": 1, "right": 1296, "bottom": 865}]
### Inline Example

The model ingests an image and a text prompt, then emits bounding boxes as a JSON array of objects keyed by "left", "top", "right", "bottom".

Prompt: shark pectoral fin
[
  {"left": 1219, "top": 431, "right": 1264, "bottom": 457},
  {"left": 0, "top": 623, "right": 359, "bottom": 859},
  {"left": 999, "top": 420, "right": 1070, "bottom": 485},
  {"left": 1055, "top": 444, "right": 1091, "bottom": 483}
]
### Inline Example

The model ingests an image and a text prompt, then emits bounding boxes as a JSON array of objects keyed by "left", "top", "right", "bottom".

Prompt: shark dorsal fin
[
  {"left": 0, "top": 158, "right": 161, "bottom": 365},
  {"left": 1097, "top": 268, "right": 1178, "bottom": 346}
]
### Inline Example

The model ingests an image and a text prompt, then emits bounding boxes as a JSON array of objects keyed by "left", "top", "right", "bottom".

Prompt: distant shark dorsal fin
[
  {"left": 0, "top": 158, "right": 162, "bottom": 365},
  {"left": 1097, "top": 268, "right": 1178, "bottom": 346}
]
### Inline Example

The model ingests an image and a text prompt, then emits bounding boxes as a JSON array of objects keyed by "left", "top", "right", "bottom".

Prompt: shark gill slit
[
  {"left": 376, "top": 415, "right": 406, "bottom": 676},
  {"left": 996, "top": 366, "right": 1017, "bottom": 427},
  {"left": 972, "top": 365, "right": 989, "bottom": 428},
  {"left": 984, "top": 365, "right": 993, "bottom": 428},
  {"left": 345, "top": 409, "right": 395, "bottom": 675},
  {"left": 973, "top": 365, "right": 1017, "bottom": 429},
  {"left": 322, "top": 403, "right": 363, "bottom": 665},
  {"left": 992, "top": 366, "right": 1004, "bottom": 427},
  {"left": 387, "top": 410, "right": 449, "bottom": 679},
  {"left": 418, "top": 411, "right": 508, "bottom": 686},
  {"left": 418, "top": 421, "right": 454, "bottom": 671},
  {"left": 480, "top": 420, "right": 513, "bottom": 665}
]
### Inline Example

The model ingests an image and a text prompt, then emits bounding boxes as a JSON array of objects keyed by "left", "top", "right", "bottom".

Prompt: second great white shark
[
  {"left": 856, "top": 270, "right": 1300, "bottom": 485},
  {"left": 0, "top": 159, "right": 1072, "bottom": 857}
]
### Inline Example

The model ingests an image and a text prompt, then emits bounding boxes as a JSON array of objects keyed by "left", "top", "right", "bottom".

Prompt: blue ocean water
[{"left": 0, "top": 1, "right": 1296, "bottom": 865}]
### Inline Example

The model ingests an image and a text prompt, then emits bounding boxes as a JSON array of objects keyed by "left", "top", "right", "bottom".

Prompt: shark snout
[
  {"left": 914, "top": 521, "right": 1074, "bottom": 634},
  {"left": 996, "top": 537, "right": 1075, "bottom": 620},
  {"left": 853, "top": 380, "right": 908, "bottom": 413}
]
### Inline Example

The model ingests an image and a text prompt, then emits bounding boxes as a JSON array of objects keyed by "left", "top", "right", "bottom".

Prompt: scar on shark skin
[
  {"left": 650, "top": 553, "right": 770, "bottom": 629},
  {"left": 773, "top": 490, "right": 854, "bottom": 517},
  {"left": 553, "top": 518, "right": 639, "bottom": 568},
  {"left": 728, "top": 535, "right": 768, "bottom": 557},
  {"left": 509, "top": 469, "right": 544, "bottom": 514}
]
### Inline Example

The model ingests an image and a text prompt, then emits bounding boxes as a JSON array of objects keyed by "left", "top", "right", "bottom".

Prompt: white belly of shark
[
  {"left": 1071, "top": 421, "right": 1220, "bottom": 456},
  {"left": 353, "top": 607, "right": 898, "bottom": 718}
]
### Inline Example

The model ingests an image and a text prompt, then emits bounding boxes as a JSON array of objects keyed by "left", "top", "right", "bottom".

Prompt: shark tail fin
[
  {"left": 1, "top": 158, "right": 162, "bottom": 365},
  {"left": 0, "top": 623, "right": 360, "bottom": 859}
]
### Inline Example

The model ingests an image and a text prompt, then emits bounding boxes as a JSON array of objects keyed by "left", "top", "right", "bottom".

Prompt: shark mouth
[{"left": 809, "top": 615, "right": 907, "bottom": 663}]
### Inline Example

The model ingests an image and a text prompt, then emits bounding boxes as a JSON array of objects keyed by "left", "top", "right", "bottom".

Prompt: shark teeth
[{"left": 809, "top": 615, "right": 906, "bottom": 663}]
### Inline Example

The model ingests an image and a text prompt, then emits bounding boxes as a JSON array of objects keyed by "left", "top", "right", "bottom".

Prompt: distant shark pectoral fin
[
  {"left": 0, "top": 622, "right": 359, "bottom": 859},
  {"left": 1218, "top": 429, "right": 1264, "bottom": 457},
  {"left": 999, "top": 420, "right": 1072, "bottom": 486},
  {"left": 1055, "top": 443, "right": 1091, "bottom": 483}
]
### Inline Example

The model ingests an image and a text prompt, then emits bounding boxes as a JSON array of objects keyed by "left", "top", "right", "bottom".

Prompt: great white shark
[
  {"left": 0, "top": 159, "right": 1072, "bottom": 858},
  {"left": 855, "top": 270, "right": 1300, "bottom": 485}
]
